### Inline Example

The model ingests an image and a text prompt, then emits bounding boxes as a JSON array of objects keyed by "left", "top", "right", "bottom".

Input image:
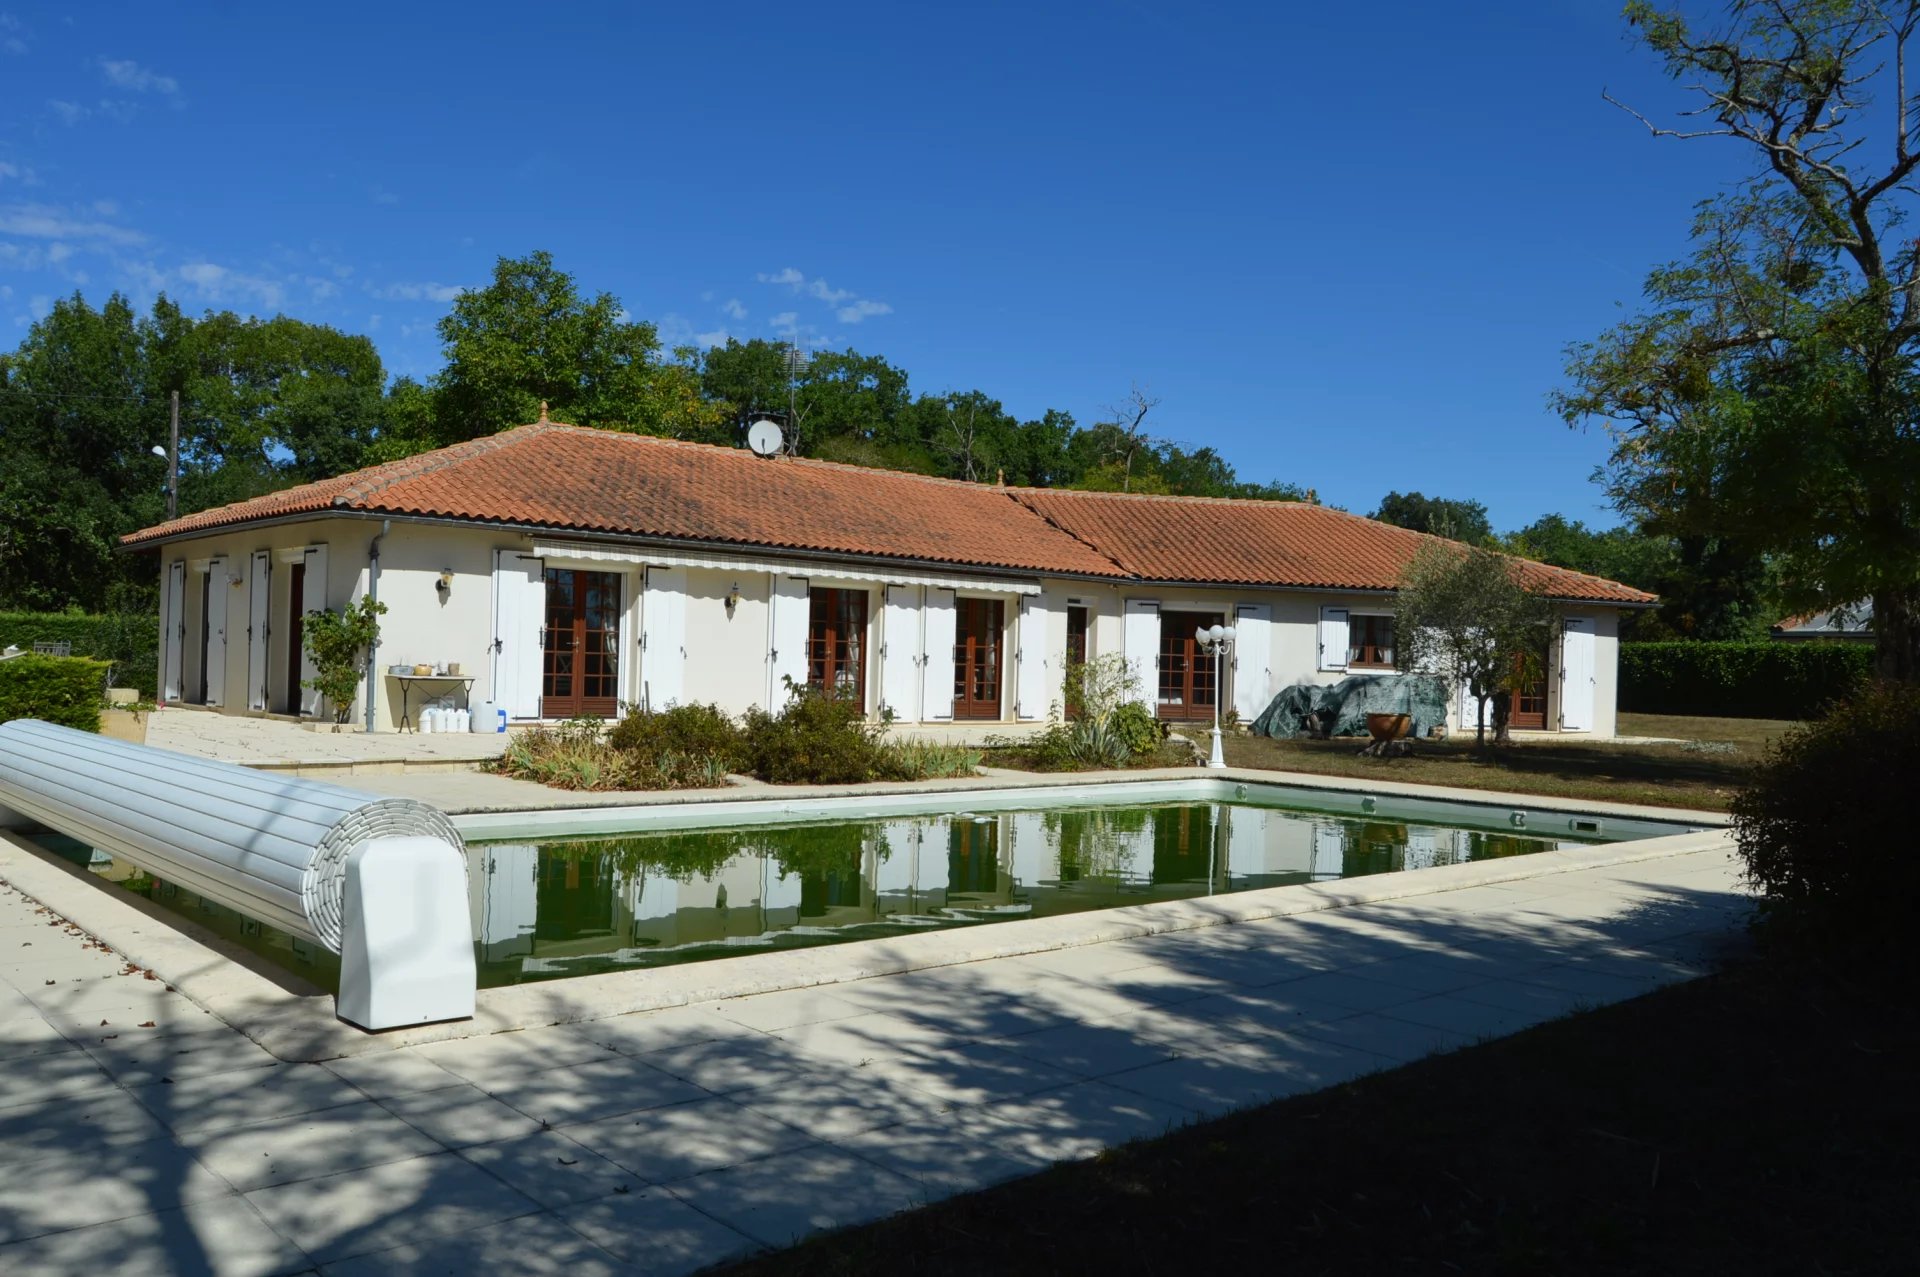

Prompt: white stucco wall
[{"left": 150, "top": 518, "right": 1630, "bottom": 738}]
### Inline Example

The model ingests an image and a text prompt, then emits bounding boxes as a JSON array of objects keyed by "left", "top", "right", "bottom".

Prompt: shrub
[
  {"left": 0, "top": 654, "right": 111, "bottom": 731},
  {"left": 739, "top": 686, "right": 894, "bottom": 785},
  {"left": 302, "top": 597, "right": 387, "bottom": 723},
  {"left": 1620, "top": 641, "right": 1872, "bottom": 719},
  {"left": 0, "top": 611, "right": 158, "bottom": 698},
  {"left": 884, "top": 738, "right": 983, "bottom": 779},
  {"left": 1730, "top": 681, "right": 1920, "bottom": 974},
  {"left": 1108, "top": 702, "right": 1164, "bottom": 756},
  {"left": 608, "top": 702, "right": 743, "bottom": 774}
]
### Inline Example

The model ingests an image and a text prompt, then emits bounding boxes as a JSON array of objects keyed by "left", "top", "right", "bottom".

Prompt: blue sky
[{"left": 0, "top": 1, "right": 1753, "bottom": 529}]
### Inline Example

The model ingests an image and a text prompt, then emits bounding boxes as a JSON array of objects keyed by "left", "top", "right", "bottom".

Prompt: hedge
[
  {"left": 0, "top": 612, "right": 157, "bottom": 698},
  {"left": 0, "top": 654, "right": 109, "bottom": 731},
  {"left": 1619, "top": 641, "right": 1875, "bottom": 719}
]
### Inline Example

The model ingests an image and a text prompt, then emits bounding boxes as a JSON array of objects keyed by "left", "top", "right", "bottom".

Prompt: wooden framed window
[
  {"left": 542, "top": 567, "right": 622, "bottom": 718},
  {"left": 952, "top": 597, "right": 1005, "bottom": 719},
  {"left": 807, "top": 587, "right": 868, "bottom": 704},
  {"left": 1064, "top": 603, "right": 1090, "bottom": 720},
  {"left": 1157, "top": 610, "right": 1224, "bottom": 721},
  {"left": 1347, "top": 615, "right": 1395, "bottom": 670}
]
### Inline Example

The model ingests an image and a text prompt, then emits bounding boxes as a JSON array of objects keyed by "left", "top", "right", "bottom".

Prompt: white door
[
  {"left": 875, "top": 819, "right": 919, "bottom": 898},
  {"left": 1008, "top": 811, "right": 1050, "bottom": 886},
  {"left": 641, "top": 566, "right": 688, "bottom": 710},
  {"left": 1317, "top": 606, "right": 1349, "bottom": 672},
  {"left": 247, "top": 550, "right": 271, "bottom": 712},
  {"left": 491, "top": 549, "right": 545, "bottom": 720},
  {"left": 1231, "top": 603, "right": 1272, "bottom": 722},
  {"left": 1404, "top": 827, "right": 1439, "bottom": 871},
  {"left": 1460, "top": 680, "right": 1489, "bottom": 731},
  {"left": 880, "top": 585, "right": 922, "bottom": 721},
  {"left": 160, "top": 559, "right": 187, "bottom": 703},
  {"left": 297, "top": 544, "right": 329, "bottom": 717},
  {"left": 1561, "top": 617, "right": 1596, "bottom": 731},
  {"left": 1122, "top": 599, "right": 1161, "bottom": 709},
  {"left": 767, "top": 574, "right": 810, "bottom": 709},
  {"left": 201, "top": 559, "right": 227, "bottom": 707},
  {"left": 1014, "top": 594, "right": 1052, "bottom": 720},
  {"left": 920, "top": 587, "right": 957, "bottom": 721},
  {"left": 1225, "top": 805, "right": 1269, "bottom": 879}
]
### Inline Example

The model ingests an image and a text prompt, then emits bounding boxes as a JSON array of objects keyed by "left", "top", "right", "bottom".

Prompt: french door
[
  {"left": 807, "top": 587, "right": 868, "bottom": 704},
  {"left": 1157, "top": 610, "right": 1224, "bottom": 721},
  {"left": 542, "top": 568, "right": 621, "bottom": 719},
  {"left": 1511, "top": 650, "right": 1549, "bottom": 730},
  {"left": 952, "top": 597, "right": 1004, "bottom": 720}
]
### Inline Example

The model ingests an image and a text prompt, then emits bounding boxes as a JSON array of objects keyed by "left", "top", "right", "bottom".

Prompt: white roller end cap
[{"left": 336, "top": 836, "right": 476, "bottom": 1031}]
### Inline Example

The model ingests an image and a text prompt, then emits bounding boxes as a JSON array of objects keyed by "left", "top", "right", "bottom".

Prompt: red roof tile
[
  {"left": 1010, "top": 488, "right": 1657, "bottom": 605},
  {"left": 121, "top": 422, "right": 1656, "bottom": 604},
  {"left": 121, "top": 423, "right": 1129, "bottom": 579}
]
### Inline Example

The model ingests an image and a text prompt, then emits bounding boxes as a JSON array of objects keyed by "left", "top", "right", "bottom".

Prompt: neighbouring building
[{"left": 120, "top": 419, "right": 1657, "bottom": 738}]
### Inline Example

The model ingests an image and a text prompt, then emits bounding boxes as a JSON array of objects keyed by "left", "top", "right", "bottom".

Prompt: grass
[
  {"left": 1212, "top": 711, "right": 1799, "bottom": 812},
  {"left": 713, "top": 956, "right": 1919, "bottom": 1277}
]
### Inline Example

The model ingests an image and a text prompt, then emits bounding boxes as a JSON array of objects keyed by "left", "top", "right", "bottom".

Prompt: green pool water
[{"left": 33, "top": 794, "right": 1674, "bottom": 994}]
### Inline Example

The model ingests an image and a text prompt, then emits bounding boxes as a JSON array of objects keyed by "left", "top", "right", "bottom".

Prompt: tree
[
  {"left": 431, "top": 251, "right": 726, "bottom": 445},
  {"left": 1559, "top": 1, "right": 1920, "bottom": 680},
  {"left": 1372, "top": 491, "right": 1494, "bottom": 545},
  {"left": 1395, "top": 544, "right": 1553, "bottom": 748},
  {"left": 301, "top": 596, "right": 387, "bottom": 725}
]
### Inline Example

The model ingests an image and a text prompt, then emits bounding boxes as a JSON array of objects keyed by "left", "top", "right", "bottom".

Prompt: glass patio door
[
  {"left": 542, "top": 568, "right": 621, "bottom": 719},
  {"left": 952, "top": 598, "right": 1004, "bottom": 719}
]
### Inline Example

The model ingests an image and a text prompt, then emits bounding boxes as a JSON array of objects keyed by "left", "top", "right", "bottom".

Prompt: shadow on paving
[{"left": 0, "top": 871, "right": 1751, "bottom": 1273}]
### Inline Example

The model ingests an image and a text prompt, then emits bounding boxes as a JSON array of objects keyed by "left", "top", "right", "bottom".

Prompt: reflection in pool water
[{"left": 42, "top": 802, "right": 1595, "bottom": 993}]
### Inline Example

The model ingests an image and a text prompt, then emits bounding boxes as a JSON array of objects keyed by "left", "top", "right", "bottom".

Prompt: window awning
[{"left": 527, "top": 539, "right": 1043, "bottom": 596}]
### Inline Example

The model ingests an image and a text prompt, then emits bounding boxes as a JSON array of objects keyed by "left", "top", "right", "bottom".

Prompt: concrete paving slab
[
  {"left": 0, "top": 1194, "right": 310, "bottom": 1277},
  {"left": 557, "top": 1185, "right": 762, "bottom": 1273},
  {"left": 832, "top": 1117, "right": 1052, "bottom": 1197},
  {"left": 482, "top": 1055, "right": 708, "bottom": 1128},
  {"left": 662, "top": 1143, "right": 923, "bottom": 1248},
  {"left": 0, "top": 1134, "right": 233, "bottom": 1243},
  {"left": 562, "top": 1096, "right": 816, "bottom": 1184},
  {"left": 242, "top": 1149, "right": 541, "bottom": 1265},
  {"left": 125, "top": 1060, "right": 364, "bottom": 1136},
  {"left": 453, "top": 1129, "right": 643, "bottom": 1210},
  {"left": 0, "top": 1087, "right": 170, "bottom": 1167},
  {"left": 182, "top": 1099, "right": 446, "bottom": 1192},
  {"left": 378, "top": 1082, "right": 547, "bottom": 1149},
  {"left": 318, "top": 1209, "right": 624, "bottom": 1277}
]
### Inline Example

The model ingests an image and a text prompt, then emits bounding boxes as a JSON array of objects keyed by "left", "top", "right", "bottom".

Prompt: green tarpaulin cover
[{"left": 1249, "top": 673, "right": 1449, "bottom": 739}]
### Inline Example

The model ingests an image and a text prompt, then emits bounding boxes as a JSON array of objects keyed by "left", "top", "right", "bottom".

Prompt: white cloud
[
  {"left": 769, "top": 310, "right": 798, "bottom": 331},
  {"left": 370, "top": 185, "right": 399, "bottom": 206},
  {"left": 47, "top": 98, "right": 140, "bottom": 126},
  {"left": 98, "top": 58, "right": 179, "bottom": 96},
  {"left": 1, "top": 13, "right": 27, "bottom": 55},
  {"left": 0, "top": 202, "right": 145, "bottom": 246},
  {"left": 721, "top": 297, "right": 748, "bottom": 320},
  {"left": 372, "top": 281, "right": 464, "bottom": 303},
  {"left": 0, "top": 161, "right": 36, "bottom": 186},
  {"left": 836, "top": 298, "right": 892, "bottom": 323},
  {"left": 174, "top": 260, "right": 285, "bottom": 309},
  {"left": 757, "top": 265, "right": 891, "bottom": 329},
  {"left": 45, "top": 242, "right": 71, "bottom": 264},
  {"left": 47, "top": 99, "right": 88, "bottom": 125},
  {"left": 694, "top": 329, "right": 731, "bottom": 348}
]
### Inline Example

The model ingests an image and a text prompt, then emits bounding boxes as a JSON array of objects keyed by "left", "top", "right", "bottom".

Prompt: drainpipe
[{"left": 364, "top": 520, "right": 391, "bottom": 732}]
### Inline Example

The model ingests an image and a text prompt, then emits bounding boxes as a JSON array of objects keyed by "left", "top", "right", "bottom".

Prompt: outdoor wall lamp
[
  {"left": 436, "top": 570, "right": 453, "bottom": 604},
  {"left": 725, "top": 583, "right": 742, "bottom": 619}
]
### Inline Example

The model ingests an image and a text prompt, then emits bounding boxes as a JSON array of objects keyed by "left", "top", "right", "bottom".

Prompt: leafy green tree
[
  {"left": 301, "top": 596, "right": 387, "bottom": 725},
  {"left": 1559, "top": 1, "right": 1920, "bottom": 680},
  {"left": 431, "top": 251, "right": 726, "bottom": 445},
  {"left": 1372, "top": 491, "right": 1494, "bottom": 545},
  {"left": 1395, "top": 544, "right": 1553, "bottom": 748}
]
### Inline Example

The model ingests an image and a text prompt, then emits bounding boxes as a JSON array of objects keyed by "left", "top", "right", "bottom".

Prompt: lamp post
[{"left": 1195, "top": 622, "right": 1236, "bottom": 769}]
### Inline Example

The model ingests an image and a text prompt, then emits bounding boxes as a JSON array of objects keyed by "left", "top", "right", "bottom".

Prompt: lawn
[
  {"left": 713, "top": 956, "right": 1918, "bottom": 1277},
  {"left": 1210, "top": 712, "right": 1798, "bottom": 812}
]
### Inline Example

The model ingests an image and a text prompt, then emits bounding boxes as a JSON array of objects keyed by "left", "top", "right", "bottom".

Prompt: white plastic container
[
  {"left": 418, "top": 708, "right": 435, "bottom": 734},
  {"left": 453, "top": 709, "right": 470, "bottom": 733},
  {"left": 471, "top": 701, "right": 505, "bottom": 733}
]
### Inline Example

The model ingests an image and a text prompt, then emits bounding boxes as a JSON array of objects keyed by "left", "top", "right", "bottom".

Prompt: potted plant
[{"left": 301, "top": 596, "right": 388, "bottom": 731}]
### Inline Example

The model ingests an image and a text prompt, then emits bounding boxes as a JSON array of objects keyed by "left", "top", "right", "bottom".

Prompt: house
[
  {"left": 1770, "top": 603, "right": 1873, "bottom": 641},
  {"left": 120, "top": 419, "right": 1657, "bottom": 738}
]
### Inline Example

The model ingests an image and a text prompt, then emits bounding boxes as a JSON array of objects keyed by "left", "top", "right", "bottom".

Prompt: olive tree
[{"left": 1395, "top": 545, "right": 1552, "bottom": 749}]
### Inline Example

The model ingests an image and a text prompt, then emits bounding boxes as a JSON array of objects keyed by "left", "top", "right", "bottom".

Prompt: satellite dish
[{"left": 746, "top": 418, "right": 785, "bottom": 458}]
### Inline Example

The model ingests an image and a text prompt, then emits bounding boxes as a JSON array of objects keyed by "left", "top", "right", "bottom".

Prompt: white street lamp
[{"left": 1195, "top": 623, "right": 1237, "bottom": 768}]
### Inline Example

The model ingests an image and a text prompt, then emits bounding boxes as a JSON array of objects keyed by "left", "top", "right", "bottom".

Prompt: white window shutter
[
  {"left": 298, "top": 544, "right": 329, "bottom": 717},
  {"left": 203, "top": 557, "right": 227, "bottom": 708},
  {"left": 1015, "top": 594, "right": 1052, "bottom": 719},
  {"left": 880, "top": 585, "right": 922, "bottom": 720},
  {"left": 161, "top": 560, "right": 187, "bottom": 703},
  {"left": 1122, "top": 600, "right": 1161, "bottom": 709},
  {"left": 641, "top": 566, "right": 688, "bottom": 710},
  {"left": 767, "top": 575, "right": 810, "bottom": 709},
  {"left": 491, "top": 550, "right": 546, "bottom": 720},
  {"left": 1318, "top": 607, "right": 1349, "bottom": 672},
  {"left": 247, "top": 550, "right": 272, "bottom": 712},
  {"left": 920, "top": 588, "right": 958, "bottom": 721},
  {"left": 1231, "top": 603, "right": 1272, "bottom": 721}
]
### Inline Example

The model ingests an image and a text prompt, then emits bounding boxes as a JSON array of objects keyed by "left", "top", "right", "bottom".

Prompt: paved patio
[{"left": 0, "top": 839, "right": 1747, "bottom": 1275}]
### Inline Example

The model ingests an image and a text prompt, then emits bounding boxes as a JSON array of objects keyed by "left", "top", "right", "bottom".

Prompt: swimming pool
[{"left": 37, "top": 780, "right": 1701, "bottom": 993}]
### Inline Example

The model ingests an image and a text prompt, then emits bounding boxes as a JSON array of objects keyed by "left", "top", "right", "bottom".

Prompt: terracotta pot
[{"left": 1364, "top": 712, "right": 1412, "bottom": 742}]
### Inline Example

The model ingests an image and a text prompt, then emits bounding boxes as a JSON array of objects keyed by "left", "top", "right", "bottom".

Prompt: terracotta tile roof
[
  {"left": 1010, "top": 488, "right": 1658, "bottom": 605},
  {"left": 121, "top": 421, "right": 1656, "bottom": 604},
  {"left": 121, "top": 423, "right": 1129, "bottom": 579}
]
